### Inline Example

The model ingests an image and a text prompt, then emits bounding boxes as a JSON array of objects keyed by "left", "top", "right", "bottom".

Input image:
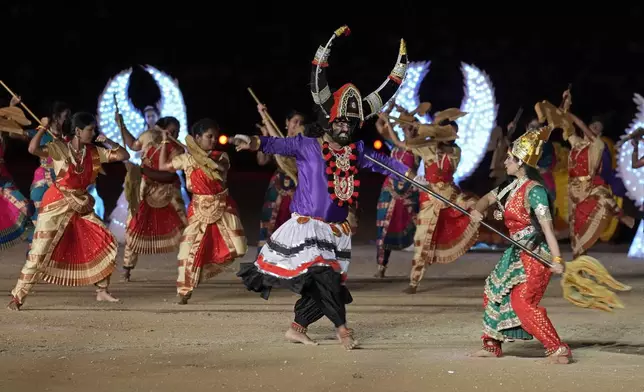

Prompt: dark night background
[{"left": 2, "top": 2, "right": 643, "bottom": 244}]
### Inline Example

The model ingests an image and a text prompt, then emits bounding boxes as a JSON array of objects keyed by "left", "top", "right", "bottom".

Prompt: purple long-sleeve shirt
[{"left": 260, "top": 135, "right": 410, "bottom": 223}]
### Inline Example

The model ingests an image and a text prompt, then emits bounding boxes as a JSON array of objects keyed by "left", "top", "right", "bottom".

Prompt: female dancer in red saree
[
  {"left": 116, "top": 114, "right": 187, "bottom": 281},
  {"left": 561, "top": 90, "right": 634, "bottom": 257},
  {"left": 470, "top": 124, "right": 570, "bottom": 364},
  {"left": 8, "top": 113, "right": 130, "bottom": 310},
  {"left": 158, "top": 118, "right": 247, "bottom": 304},
  {"left": 377, "top": 110, "right": 479, "bottom": 293}
]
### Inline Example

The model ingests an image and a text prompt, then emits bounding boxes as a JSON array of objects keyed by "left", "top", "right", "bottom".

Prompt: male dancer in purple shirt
[{"left": 236, "top": 26, "right": 412, "bottom": 350}]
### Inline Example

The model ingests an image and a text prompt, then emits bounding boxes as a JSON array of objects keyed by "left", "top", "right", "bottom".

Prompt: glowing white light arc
[
  {"left": 454, "top": 63, "right": 498, "bottom": 183},
  {"left": 382, "top": 61, "right": 497, "bottom": 183},
  {"left": 616, "top": 93, "right": 644, "bottom": 258},
  {"left": 387, "top": 61, "right": 431, "bottom": 141},
  {"left": 99, "top": 65, "right": 188, "bottom": 242},
  {"left": 97, "top": 65, "right": 188, "bottom": 165}
]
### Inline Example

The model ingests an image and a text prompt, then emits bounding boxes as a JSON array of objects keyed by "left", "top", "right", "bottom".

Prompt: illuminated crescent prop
[
  {"left": 616, "top": 93, "right": 644, "bottom": 257},
  {"left": 97, "top": 64, "right": 188, "bottom": 165},
  {"left": 384, "top": 62, "right": 498, "bottom": 183}
]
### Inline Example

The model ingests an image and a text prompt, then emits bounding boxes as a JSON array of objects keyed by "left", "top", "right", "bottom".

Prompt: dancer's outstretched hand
[
  {"left": 470, "top": 210, "right": 484, "bottom": 223},
  {"left": 232, "top": 134, "right": 259, "bottom": 152},
  {"left": 550, "top": 263, "right": 564, "bottom": 275}
]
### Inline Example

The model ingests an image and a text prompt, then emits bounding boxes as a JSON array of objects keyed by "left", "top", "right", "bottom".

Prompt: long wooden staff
[
  {"left": 365, "top": 154, "right": 556, "bottom": 268},
  {"left": 0, "top": 80, "right": 55, "bottom": 138},
  {"left": 247, "top": 87, "right": 284, "bottom": 138},
  {"left": 246, "top": 87, "right": 299, "bottom": 185},
  {"left": 166, "top": 133, "right": 187, "bottom": 149}
]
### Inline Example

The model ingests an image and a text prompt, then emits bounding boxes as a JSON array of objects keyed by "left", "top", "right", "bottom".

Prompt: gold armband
[{"left": 552, "top": 256, "right": 564, "bottom": 264}]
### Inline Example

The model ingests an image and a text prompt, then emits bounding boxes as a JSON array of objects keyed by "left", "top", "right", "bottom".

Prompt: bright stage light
[
  {"left": 218, "top": 135, "right": 228, "bottom": 145},
  {"left": 373, "top": 140, "right": 383, "bottom": 150},
  {"left": 617, "top": 93, "right": 644, "bottom": 258}
]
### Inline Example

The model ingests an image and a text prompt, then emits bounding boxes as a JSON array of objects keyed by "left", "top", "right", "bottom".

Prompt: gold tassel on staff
[{"left": 363, "top": 154, "right": 631, "bottom": 312}]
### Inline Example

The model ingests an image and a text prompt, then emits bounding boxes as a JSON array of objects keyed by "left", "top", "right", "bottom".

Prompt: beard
[{"left": 331, "top": 129, "right": 352, "bottom": 145}]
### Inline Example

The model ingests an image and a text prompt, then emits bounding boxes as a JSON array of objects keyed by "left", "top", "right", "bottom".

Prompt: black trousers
[{"left": 293, "top": 267, "right": 351, "bottom": 328}]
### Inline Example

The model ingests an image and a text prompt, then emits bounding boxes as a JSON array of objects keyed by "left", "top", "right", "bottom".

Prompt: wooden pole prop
[
  {"left": 0, "top": 80, "right": 55, "bottom": 138},
  {"left": 247, "top": 87, "right": 285, "bottom": 138}
]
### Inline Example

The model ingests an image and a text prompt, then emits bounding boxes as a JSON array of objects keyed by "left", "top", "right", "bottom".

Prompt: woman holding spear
[
  {"left": 467, "top": 122, "right": 573, "bottom": 363},
  {"left": 366, "top": 100, "right": 630, "bottom": 364}
]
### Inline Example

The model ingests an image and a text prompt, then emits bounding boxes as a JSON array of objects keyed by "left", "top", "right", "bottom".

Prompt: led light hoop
[
  {"left": 380, "top": 61, "right": 497, "bottom": 183},
  {"left": 454, "top": 63, "right": 498, "bottom": 183},
  {"left": 618, "top": 94, "right": 644, "bottom": 208},
  {"left": 97, "top": 65, "right": 188, "bottom": 165},
  {"left": 616, "top": 93, "right": 644, "bottom": 258},
  {"left": 385, "top": 61, "right": 431, "bottom": 141}
]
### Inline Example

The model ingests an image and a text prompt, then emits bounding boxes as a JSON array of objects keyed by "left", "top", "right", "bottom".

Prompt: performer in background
[
  {"left": 0, "top": 104, "right": 33, "bottom": 249},
  {"left": 8, "top": 113, "right": 130, "bottom": 310},
  {"left": 158, "top": 118, "right": 247, "bottom": 304},
  {"left": 116, "top": 114, "right": 188, "bottom": 281},
  {"left": 373, "top": 105, "right": 421, "bottom": 278},
  {"left": 469, "top": 122, "right": 570, "bottom": 364},
  {"left": 143, "top": 105, "right": 160, "bottom": 131},
  {"left": 562, "top": 90, "right": 634, "bottom": 257},
  {"left": 24, "top": 100, "right": 71, "bottom": 233},
  {"left": 377, "top": 108, "right": 479, "bottom": 294},
  {"left": 256, "top": 108, "right": 305, "bottom": 253},
  {"left": 236, "top": 25, "right": 409, "bottom": 350}
]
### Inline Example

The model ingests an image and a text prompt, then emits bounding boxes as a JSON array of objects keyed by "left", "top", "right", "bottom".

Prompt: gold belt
[
  {"left": 192, "top": 190, "right": 228, "bottom": 224},
  {"left": 570, "top": 175, "right": 591, "bottom": 182},
  {"left": 56, "top": 185, "right": 94, "bottom": 215}
]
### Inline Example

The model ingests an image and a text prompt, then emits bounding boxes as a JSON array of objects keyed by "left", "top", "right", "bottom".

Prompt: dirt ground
[{"left": 1, "top": 243, "right": 644, "bottom": 392}]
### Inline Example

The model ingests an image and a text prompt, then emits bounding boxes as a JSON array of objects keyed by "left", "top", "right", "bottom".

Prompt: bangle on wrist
[{"left": 552, "top": 256, "right": 564, "bottom": 264}]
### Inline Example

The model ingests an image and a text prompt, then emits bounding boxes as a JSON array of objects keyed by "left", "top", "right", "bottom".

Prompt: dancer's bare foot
[
  {"left": 374, "top": 266, "right": 385, "bottom": 278},
  {"left": 122, "top": 268, "right": 132, "bottom": 282},
  {"left": 336, "top": 326, "right": 359, "bottom": 350},
  {"left": 402, "top": 285, "right": 417, "bottom": 294},
  {"left": 469, "top": 349, "right": 499, "bottom": 358},
  {"left": 177, "top": 293, "right": 191, "bottom": 305},
  {"left": 96, "top": 290, "right": 120, "bottom": 303},
  {"left": 544, "top": 347, "right": 572, "bottom": 364},
  {"left": 285, "top": 327, "right": 318, "bottom": 345},
  {"left": 6, "top": 297, "right": 21, "bottom": 311}
]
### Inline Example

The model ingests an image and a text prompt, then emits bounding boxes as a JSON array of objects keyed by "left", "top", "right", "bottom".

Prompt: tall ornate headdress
[{"left": 310, "top": 25, "right": 408, "bottom": 126}]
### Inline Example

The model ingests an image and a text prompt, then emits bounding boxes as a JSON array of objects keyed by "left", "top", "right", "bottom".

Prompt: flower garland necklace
[
  {"left": 322, "top": 141, "right": 359, "bottom": 207},
  {"left": 68, "top": 140, "right": 86, "bottom": 174}
]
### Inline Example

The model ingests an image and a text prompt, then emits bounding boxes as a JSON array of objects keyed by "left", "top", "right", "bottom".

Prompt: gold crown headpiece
[{"left": 510, "top": 125, "right": 553, "bottom": 167}]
